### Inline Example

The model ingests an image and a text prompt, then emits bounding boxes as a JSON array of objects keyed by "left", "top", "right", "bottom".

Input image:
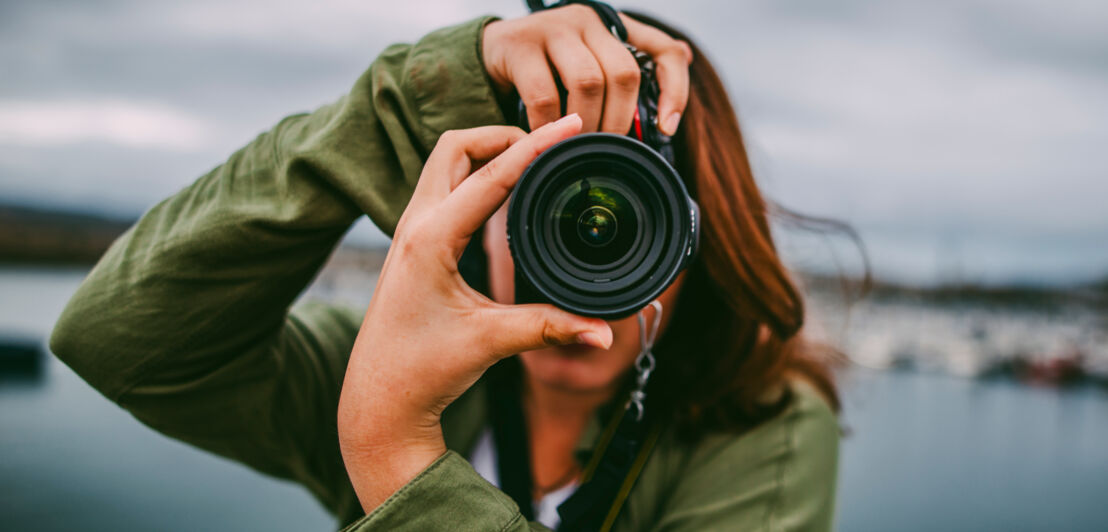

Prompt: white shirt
[{"left": 469, "top": 427, "right": 578, "bottom": 529}]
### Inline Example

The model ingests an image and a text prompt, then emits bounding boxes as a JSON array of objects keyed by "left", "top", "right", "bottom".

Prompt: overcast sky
[{"left": 1, "top": 0, "right": 1105, "bottom": 285}]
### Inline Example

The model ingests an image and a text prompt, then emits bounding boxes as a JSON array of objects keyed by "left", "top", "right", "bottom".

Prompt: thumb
[{"left": 485, "top": 304, "right": 613, "bottom": 357}]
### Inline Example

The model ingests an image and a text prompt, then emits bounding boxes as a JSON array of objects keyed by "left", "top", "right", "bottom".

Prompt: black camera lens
[{"left": 508, "top": 133, "right": 698, "bottom": 320}]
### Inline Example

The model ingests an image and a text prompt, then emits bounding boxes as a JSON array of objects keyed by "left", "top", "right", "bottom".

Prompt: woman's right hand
[
  {"left": 482, "top": 4, "right": 693, "bottom": 136},
  {"left": 337, "top": 115, "right": 612, "bottom": 513}
]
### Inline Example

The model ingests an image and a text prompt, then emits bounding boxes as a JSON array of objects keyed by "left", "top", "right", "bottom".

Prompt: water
[
  {"left": 0, "top": 268, "right": 334, "bottom": 531},
  {"left": 1, "top": 268, "right": 1106, "bottom": 531},
  {"left": 837, "top": 370, "right": 1108, "bottom": 531}
]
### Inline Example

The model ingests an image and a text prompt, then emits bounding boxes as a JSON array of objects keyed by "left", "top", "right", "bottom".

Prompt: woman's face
[{"left": 482, "top": 204, "right": 683, "bottom": 394}]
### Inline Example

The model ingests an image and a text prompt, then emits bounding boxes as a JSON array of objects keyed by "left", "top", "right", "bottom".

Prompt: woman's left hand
[
  {"left": 336, "top": 114, "right": 613, "bottom": 513},
  {"left": 482, "top": 4, "right": 693, "bottom": 135}
]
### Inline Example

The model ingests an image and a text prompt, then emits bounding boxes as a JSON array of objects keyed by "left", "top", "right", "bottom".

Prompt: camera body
[{"left": 507, "top": 44, "right": 699, "bottom": 320}]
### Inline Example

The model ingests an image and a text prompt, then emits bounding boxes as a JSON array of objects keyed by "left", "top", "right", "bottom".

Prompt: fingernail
[
  {"left": 538, "top": 113, "right": 580, "bottom": 132},
  {"left": 663, "top": 112, "right": 681, "bottom": 135},
  {"left": 555, "top": 113, "right": 581, "bottom": 126},
  {"left": 576, "top": 331, "right": 607, "bottom": 349}
]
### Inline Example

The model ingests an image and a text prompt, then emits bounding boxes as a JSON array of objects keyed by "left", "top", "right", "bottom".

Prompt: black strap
[
  {"left": 527, "top": 0, "right": 628, "bottom": 42},
  {"left": 487, "top": 359, "right": 658, "bottom": 531},
  {"left": 554, "top": 408, "right": 650, "bottom": 531},
  {"left": 488, "top": 361, "right": 536, "bottom": 520}
]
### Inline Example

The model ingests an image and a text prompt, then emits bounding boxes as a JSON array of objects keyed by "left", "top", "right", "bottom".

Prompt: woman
[{"left": 51, "top": 4, "right": 840, "bottom": 531}]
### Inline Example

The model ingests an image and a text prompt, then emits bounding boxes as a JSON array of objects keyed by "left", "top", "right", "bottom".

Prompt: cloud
[
  {"left": 0, "top": 100, "right": 217, "bottom": 151},
  {"left": 142, "top": 0, "right": 483, "bottom": 49}
]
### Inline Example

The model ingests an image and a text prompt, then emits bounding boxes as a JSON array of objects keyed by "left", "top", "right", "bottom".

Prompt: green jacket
[{"left": 50, "top": 16, "right": 839, "bottom": 532}]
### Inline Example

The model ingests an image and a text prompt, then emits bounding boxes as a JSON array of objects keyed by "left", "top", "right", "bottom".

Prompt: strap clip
[{"left": 627, "top": 300, "right": 662, "bottom": 421}]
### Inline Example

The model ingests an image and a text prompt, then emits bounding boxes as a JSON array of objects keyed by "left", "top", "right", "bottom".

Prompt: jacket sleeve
[
  {"left": 339, "top": 451, "right": 552, "bottom": 532},
  {"left": 49, "top": 15, "right": 505, "bottom": 520}
]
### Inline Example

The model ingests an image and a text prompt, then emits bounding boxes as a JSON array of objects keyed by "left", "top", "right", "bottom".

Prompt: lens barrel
[{"left": 508, "top": 133, "right": 699, "bottom": 320}]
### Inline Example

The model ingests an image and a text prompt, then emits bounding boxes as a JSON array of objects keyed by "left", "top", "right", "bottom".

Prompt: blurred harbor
[{"left": 807, "top": 277, "right": 1108, "bottom": 387}]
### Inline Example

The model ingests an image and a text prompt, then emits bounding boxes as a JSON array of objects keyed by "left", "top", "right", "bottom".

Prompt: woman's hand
[
  {"left": 482, "top": 4, "right": 693, "bottom": 135},
  {"left": 336, "top": 114, "right": 613, "bottom": 513}
]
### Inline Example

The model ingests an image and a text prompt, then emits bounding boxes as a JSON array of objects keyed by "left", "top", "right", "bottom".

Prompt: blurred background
[{"left": 1, "top": 0, "right": 1105, "bottom": 530}]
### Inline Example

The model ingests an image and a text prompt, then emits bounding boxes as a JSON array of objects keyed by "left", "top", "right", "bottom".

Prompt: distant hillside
[
  {"left": 0, "top": 204, "right": 134, "bottom": 265},
  {"left": 801, "top": 271, "right": 1108, "bottom": 312}
]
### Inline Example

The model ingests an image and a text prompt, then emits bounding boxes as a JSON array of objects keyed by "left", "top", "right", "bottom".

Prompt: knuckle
[
  {"left": 394, "top": 229, "right": 425, "bottom": 257},
  {"left": 570, "top": 72, "right": 605, "bottom": 95},
  {"left": 540, "top": 318, "right": 559, "bottom": 346},
  {"left": 474, "top": 159, "right": 513, "bottom": 194},
  {"left": 678, "top": 40, "right": 694, "bottom": 62},
  {"left": 666, "top": 40, "right": 692, "bottom": 62},
  {"left": 502, "top": 25, "right": 531, "bottom": 46},
  {"left": 437, "top": 129, "right": 461, "bottom": 146},
  {"left": 474, "top": 159, "right": 498, "bottom": 183},
  {"left": 528, "top": 92, "right": 560, "bottom": 114},
  {"left": 561, "top": 4, "right": 592, "bottom": 20},
  {"left": 528, "top": 142, "right": 545, "bottom": 161},
  {"left": 673, "top": 40, "right": 691, "bottom": 62},
  {"left": 545, "top": 29, "right": 577, "bottom": 44},
  {"left": 483, "top": 155, "right": 504, "bottom": 176},
  {"left": 611, "top": 65, "right": 640, "bottom": 90}
]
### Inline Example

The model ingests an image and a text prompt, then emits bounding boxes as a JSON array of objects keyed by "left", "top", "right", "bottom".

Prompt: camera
[{"left": 507, "top": 45, "right": 699, "bottom": 320}]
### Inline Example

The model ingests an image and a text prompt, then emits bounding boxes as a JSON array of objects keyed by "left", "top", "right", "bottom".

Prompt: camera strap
[
  {"left": 555, "top": 404, "right": 662, "bottom": 532},
  {"left": 488, "top": 303, "right": 663, "bottom": 531},
  {"left": 488, "top": 369, "right": 661, "bottom": 531},
  {"left": 487, "top": 360, "right": 537, "bottom": 521}
]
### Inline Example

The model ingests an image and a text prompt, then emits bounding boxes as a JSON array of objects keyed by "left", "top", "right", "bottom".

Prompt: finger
[
  {"left": 427, "top": 127, "right": 527, "bottom": 191},
  {"left": 546, "top": 37, "right": 604, "bottom": 132},
  {"left": 584, "top": 27, "right": 641, "bottom": 134},
  {"left": 511, "top": 45, "right": 561, "bottom": 131},
  {"left": 651, "top": 49, "right": 691, "bottom": 136},
  {"left": 484, "top": 303, "right": 613, "bottom": 357},
  {"left": 623, "top": 16, "right": 692, "bottom": 136},
  {"left": 409, "top": 126, "right": 527, "bottom": 211},
  {"left": 438, "top": 114, "right": 582, "bottom": 251}
]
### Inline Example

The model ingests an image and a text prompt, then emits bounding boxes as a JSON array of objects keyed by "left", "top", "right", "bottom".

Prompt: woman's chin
[{"left": 519, "top": 344, "right": 619, "bottom": 393}]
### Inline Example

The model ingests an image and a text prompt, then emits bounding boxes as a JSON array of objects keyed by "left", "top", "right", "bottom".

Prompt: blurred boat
[
  {"left": 981, "top": 351, "right": 1086, "bottom": 387},
  {"left": 0, "top": 334, "right": 44, "bottom": 377}
]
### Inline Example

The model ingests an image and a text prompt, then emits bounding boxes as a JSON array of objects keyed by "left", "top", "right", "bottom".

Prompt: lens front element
[
  {"left": 555, "top": 177, "right": 640, "bottom": 268},
  {"left": 577, "top": 205, "right": 616, "bottom": 247}
]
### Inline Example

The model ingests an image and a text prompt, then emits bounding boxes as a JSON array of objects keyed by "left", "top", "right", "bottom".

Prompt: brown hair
[{"left": 627, "top": 11, "right": 847, "bottom": 441}]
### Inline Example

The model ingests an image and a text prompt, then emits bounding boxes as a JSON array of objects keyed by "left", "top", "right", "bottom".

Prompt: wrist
[
  {"left": 337, "top": 396, "right": 447, "bottom": 513},
  {"left": 340, "top": 435, "right": 447, "bottom": 513},
  {"left": 336, "top": 375, "right": 445, "bottom": 452}
]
